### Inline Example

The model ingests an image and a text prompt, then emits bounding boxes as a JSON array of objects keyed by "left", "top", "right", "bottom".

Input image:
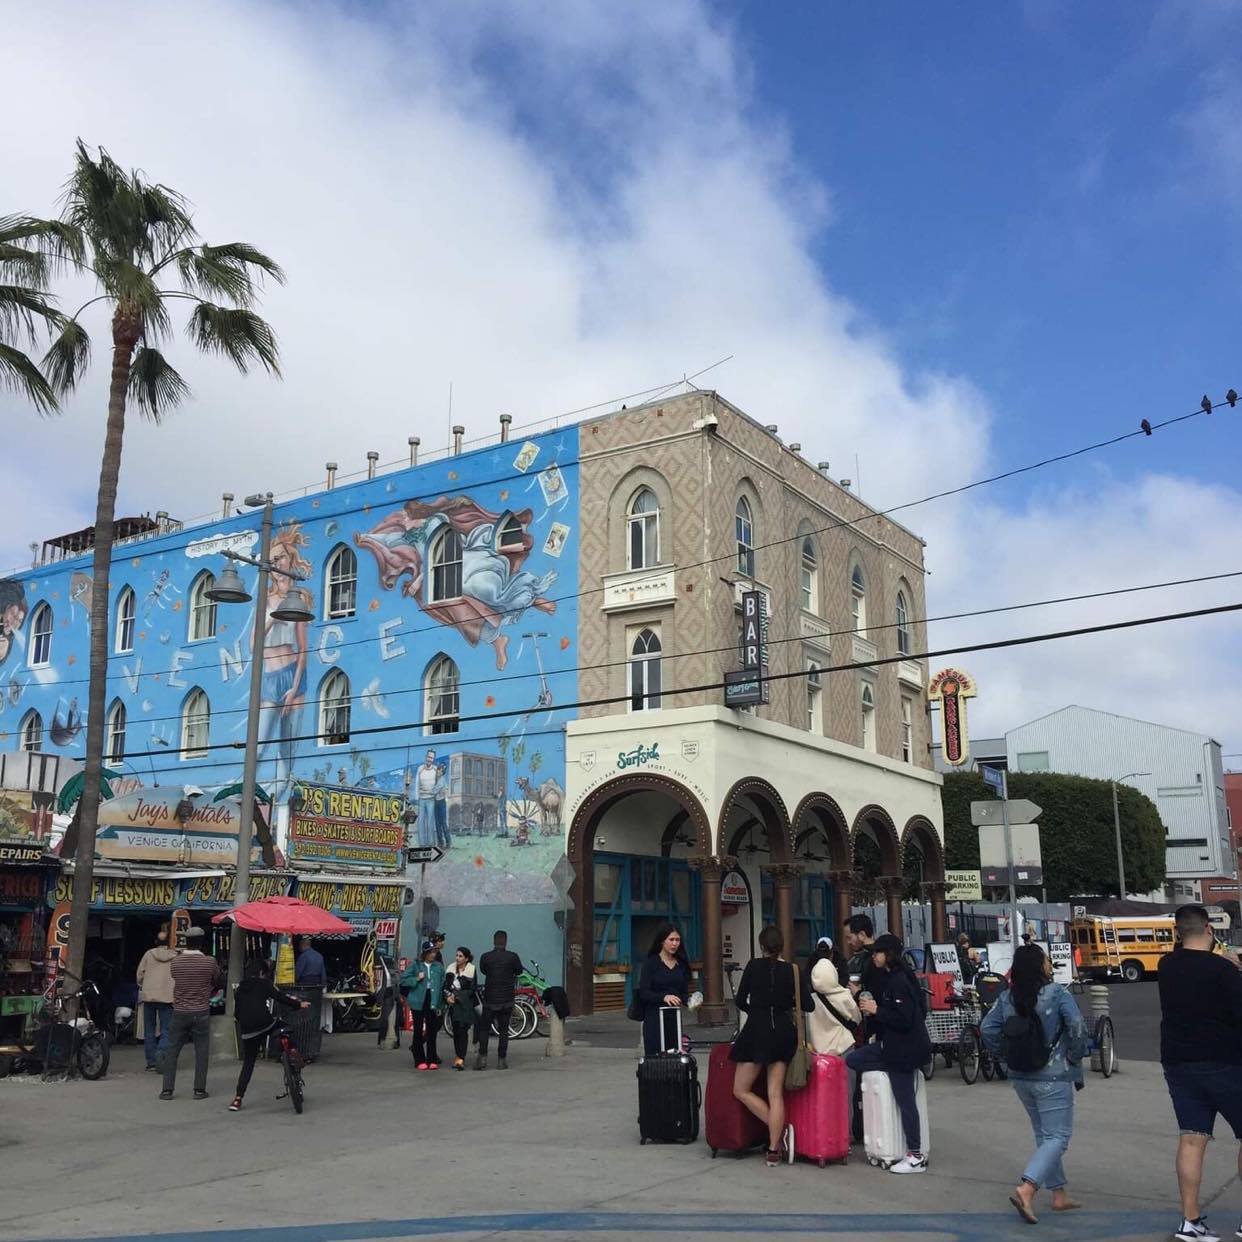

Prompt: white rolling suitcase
[{"left": 860, "top": 1070, "right": 930, "bottom": 1169}]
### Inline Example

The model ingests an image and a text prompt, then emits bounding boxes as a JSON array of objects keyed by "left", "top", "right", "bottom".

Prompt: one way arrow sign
[
  {"left": 971, "top": 799, "right": 1042, "bottom": 827},
  {"left": 405, "top": 845, "right": 446, "bottom": 865}
]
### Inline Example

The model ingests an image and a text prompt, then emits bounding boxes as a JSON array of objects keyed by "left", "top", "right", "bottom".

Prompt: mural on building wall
[{"left": 0, "top": 429, "right": 580, "bottom": 913}]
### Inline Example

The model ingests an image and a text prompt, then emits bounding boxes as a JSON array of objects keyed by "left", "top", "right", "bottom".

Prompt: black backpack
[{"left": 1001, "top": 1005, "right": 1052, "bottom": 1072}]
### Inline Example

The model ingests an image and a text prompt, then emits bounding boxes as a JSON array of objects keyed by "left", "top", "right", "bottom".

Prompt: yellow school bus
[{"left": 1070, "top": 916, "right": 1174, "bottom": 982}]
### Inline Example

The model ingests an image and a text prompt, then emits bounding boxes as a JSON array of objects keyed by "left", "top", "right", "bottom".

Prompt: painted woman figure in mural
[
  {"left": 354, "top": 496, "right": 557, "bottom": 670},
  {"left": 256, "top": 523, "right": 312, "bottom": 793},
  {"left": 0, "top": 580, "right": 28, "bottom": 669}
]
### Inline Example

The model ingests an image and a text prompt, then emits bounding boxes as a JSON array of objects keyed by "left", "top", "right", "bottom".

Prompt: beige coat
[
  {"left": 807, "top": 959, "right": 861, "bottom": 1057},
  {"left": 136, "top": 946, "right": 178, "bottom": 1005}
]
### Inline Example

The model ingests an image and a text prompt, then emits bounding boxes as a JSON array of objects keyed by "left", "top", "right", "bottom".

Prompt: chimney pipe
[
  {"left": 408, "top": 436, "right": 420, "bottom": 467},
  {"left": 817, "top": 461, "right": 830, "bottom": 474},
  {"left": 764, "top": 424, "right": 779, "bottom": 436},
  {"left": 452, "top": 424, "right": 465, "bottom": 455},
  {"left": 366, "top": 451, "right": 379, "bottom": 479},
  {"left": 326, "top": 462, "right": 338, "bottom": 490},
  {"left": 499, "top": 413, "right": 512, "bottom": 443},
  {"left": 222, "top": 493, "right": 234, "bottom": 518},
  {"left": 788, "top": 442, "right": 801, "bottom": 453},
  {"left": 839, "top": 478, "right": 852, "bottom": 490},
  {"left": 155, "top": 510, "right": 169, "bottom": 532}
]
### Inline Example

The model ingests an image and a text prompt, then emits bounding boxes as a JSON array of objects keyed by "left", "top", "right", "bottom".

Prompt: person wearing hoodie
[
  {"left": 808, "top": 956, "right": 861, "bottom": 1057},
  {"left": 136, "top": 925, "right": 177, "bottom": 1072},
  {"left": 401, "top": 940, "right": 447, "bottom": 1070},
  {"left": 229, "top": 958, "right": 309, "bottom": 1113},
  {"left": 443, "top": 946, "right": 479, "bottom": 1070}
]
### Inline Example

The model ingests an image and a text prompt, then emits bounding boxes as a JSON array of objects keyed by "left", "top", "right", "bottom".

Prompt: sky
[{"left": 3, "top": 0, "right": 1241, "bottom": 756}]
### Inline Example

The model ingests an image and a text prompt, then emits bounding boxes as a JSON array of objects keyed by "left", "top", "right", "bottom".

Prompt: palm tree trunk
[{"left": 64, "top": 305, "right": 139, "bottom": 997}]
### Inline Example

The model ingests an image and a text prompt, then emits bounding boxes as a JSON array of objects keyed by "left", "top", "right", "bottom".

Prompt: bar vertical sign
[{"left": 741, "top": 590, "right": 770, "bottom": 705}]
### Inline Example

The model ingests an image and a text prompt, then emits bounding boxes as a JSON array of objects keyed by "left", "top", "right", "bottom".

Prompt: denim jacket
[{"left": 980, "top": 982, "right": 1087, "bottom": 1085}]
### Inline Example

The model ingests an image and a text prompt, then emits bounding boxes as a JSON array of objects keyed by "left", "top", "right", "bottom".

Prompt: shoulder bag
[{"left": 784, "top": 961, "right": 811, "bottom": 1091}]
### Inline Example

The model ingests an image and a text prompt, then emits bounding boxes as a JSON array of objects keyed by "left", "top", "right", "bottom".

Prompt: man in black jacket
[{"left": 475, "top": 930, "right": 525, "bottom": 1070}]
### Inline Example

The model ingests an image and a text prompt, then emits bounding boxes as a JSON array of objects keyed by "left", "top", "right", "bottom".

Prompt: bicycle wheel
[
  {"left": 77, "top": 1031, "right": 110, "bottom": 1081},
  {"left": 957, "top": 1029, "right": 981, "bottom": 1084},
  {"left": 1096, "top": 1016, "right": 1116, "bottom": 1078},
  {"left": 282, "top": 1050, "right": 304, "bottom": 1114},
  {"left": 507, "top": 1005, "right": 529, "bottom": 1040}
]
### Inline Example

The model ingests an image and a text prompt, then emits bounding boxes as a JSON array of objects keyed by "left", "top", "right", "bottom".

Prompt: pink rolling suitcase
[{"left": 785, "top": 1052, "right": 850, "bottom": 1167}]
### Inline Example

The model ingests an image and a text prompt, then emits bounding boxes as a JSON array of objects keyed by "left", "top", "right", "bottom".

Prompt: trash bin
[{"left": 287, "top": 986, "right": 323, "bottom": 1058}]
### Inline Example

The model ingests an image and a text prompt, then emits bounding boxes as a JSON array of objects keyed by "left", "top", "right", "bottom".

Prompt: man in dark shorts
[{"left": 1159, "top": 903, "right": 1242, "bottom": 1242}]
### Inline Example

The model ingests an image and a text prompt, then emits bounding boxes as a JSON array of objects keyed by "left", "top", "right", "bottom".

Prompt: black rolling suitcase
[{"left": 637, "top": 1006, "right": 700, "bottom": 1144}]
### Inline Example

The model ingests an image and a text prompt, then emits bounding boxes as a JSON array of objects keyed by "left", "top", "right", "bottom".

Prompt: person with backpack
[
  {"left": 981, "top": 942, "right": 1087, "bottom": 1225},
  {"left": 808, "top": 953, "right": 860, "bottom": 1056}
]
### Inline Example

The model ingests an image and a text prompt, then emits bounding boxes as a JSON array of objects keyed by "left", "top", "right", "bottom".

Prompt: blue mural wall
[{"left": 0, "top": 430, "right": 579, "bottom": 977}]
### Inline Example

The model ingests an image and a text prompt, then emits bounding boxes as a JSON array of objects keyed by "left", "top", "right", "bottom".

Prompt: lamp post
[
  {"left": 1111, "top": 771, "right": 1152, "bottom": 902},
  {"left": 207, "top": 493, "right": 312, "bottom": 1018}
]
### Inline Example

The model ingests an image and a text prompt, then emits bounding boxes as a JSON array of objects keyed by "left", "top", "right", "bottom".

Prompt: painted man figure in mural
[
  {"left": 415, "top": 750, "right": 439, "bottom": 849},
  {"left": 433, "top": 762, "right": 451, "bottom": 851},
  {"left": 354, "top": 496, "right": 557, "bottom": 670},
  {"left": 0, "top": 579, "right": 28, "bottom": 669},
  {"left": 256, "top": 523, "right": 312, "bottom": 794}
]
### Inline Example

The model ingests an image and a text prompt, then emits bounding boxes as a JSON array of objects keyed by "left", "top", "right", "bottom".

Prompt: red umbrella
[{"left": 211, "top": 895, "right": 355, "bottom": 936}]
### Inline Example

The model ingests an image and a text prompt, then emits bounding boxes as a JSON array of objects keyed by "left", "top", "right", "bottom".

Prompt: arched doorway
[
  {"left": 565, "top": 774, "right": 711, "bottom": 1016},
  {"left": 851, "top": 805, "right": 903, "bottom": 936},
  {"left": 903, "top": 815, "right": 948, "bottom": 941},
  {"left": 792, "top": 794, "right": 854, "bottom": 950}
]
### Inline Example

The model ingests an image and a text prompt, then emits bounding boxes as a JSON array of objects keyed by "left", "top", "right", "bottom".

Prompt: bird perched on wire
[
  {"left": 1140, "top": 418, "right": 1152, "bottom": 436},
  {"left": 1228, "top": 389, "right": 1238, "bottom": 408},
  {"left": 1202, "top": 394, "right": 1213, "bottom": 414}
]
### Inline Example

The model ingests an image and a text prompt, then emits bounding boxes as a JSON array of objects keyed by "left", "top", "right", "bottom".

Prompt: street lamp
[
  {"left": 1111, "top": 771, "right": 1152, "bottom": 902},
  {"left": 207, "top": 492, "right": 313, "bottom": 1018}
]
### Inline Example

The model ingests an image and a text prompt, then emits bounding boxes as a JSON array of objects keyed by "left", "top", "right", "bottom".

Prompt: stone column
[
  {"left": 880, "top": 875, "right": 905, "bottom": 939},
  {"left": 566, "top": 850, "right": 594, "bottom": 1016},
  {"left": 830, "top": 869, "right": 855, "bottom": 934},
  {"left": 690, "top": 855, "right": 732, "bottom": 1026},
  {"left": 765, "top": 863, "right": 801, "bottom": 963},
  {"left": 923, "top": 880, "right": 949, "bottom": 942}
]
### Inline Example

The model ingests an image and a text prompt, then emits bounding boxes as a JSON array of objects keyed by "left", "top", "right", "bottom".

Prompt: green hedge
[{"left": 942, "top": 771, "right": 1166, "bottom": 901}]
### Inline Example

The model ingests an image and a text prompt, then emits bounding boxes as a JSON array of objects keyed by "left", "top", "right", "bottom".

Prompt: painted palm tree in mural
[{"left": 10, "top": 142, "right": 284, "bottom": 991}]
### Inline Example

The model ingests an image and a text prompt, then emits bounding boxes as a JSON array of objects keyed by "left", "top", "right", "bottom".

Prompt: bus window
[
  {"left": 1117, "top": 929, "right": 1137, "bottom": 943},
  {"left": 1155, "top": 928, "right": 1173, "bottom": 943}
]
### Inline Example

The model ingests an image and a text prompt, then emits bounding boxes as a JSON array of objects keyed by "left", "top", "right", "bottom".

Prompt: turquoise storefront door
[{"left": 761, "top": 871, "right": 836, "bottom": 962}]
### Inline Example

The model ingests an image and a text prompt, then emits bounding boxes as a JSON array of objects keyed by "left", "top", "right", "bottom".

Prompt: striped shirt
[{"left": 170, "top": 951, "right": 224, "bottom": 1013}]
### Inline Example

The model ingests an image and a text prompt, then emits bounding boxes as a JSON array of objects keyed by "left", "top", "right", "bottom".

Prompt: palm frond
[
  {"left": 0, "top": 285, "right": 64, "bottom": 343},
  {"left": 94, "top": 257, "right": 172, "bottom": 340},
  {"left": 42, "top": 318, "right": 92, "bottom": 396},
  {"left": 186, "top": 303, "right": 281, "bottom": 376},
  {"left": 0, "top": 214, "right": 86, "bottom": 276},
  {"left": 128, "top": 346, "right": 190, "bottom": 421},
  {"left": 0, "top": 341, "right": 59, "bottom": 413},
  {"left": 176, "top": 242, "right": 286, "bottom": 307}
]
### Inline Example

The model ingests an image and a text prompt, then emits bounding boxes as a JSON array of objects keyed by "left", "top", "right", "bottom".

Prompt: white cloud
[{"left": 2, "top": 0, "right": 1239, "bottom": 751}]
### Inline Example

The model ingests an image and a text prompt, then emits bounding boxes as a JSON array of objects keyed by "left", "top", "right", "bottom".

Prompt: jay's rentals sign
[{"left": 288, "top": 781, "right": 405, "bottom": 872}]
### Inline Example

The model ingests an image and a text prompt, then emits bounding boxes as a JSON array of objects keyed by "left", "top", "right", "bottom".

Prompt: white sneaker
[
  {"left": 1175, "top": 1219, "right": 1220, "bottom": 1242},
  {"left": 784, "top": 1124, "right": 795, "bottom": 1165},
  {"left": 889, "top": 1152, "right": 928, "bottom": 1174}
]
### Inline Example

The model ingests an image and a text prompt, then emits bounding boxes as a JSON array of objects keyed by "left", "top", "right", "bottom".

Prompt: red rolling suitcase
[
  {"left": 785, "top": 1052, "right": 849, "bottom": 1167},
  {"left": 704, "top": 1042, "right": 767, "bottom": 1157}
]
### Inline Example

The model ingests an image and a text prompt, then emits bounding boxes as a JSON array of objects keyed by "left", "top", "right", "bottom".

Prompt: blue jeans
[
  {"left": 417, "top": 797, "right": 436, "bottom": 848},
  {"left": 143, "top": 1002, "right": 173, "bottom": 1067},
  {"left": 846, "top": 1042, "right": 921, "bottom": 1153},
  {"left": 1012, "top": 1077, "right": 1074, "bottom": 1190}
]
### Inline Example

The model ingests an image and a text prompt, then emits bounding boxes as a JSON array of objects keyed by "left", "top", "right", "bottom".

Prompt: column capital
[
  {"left": 921, "top": 880, "right": 949, "bottom": 899},
  {"left": 688, "top": 854, "right": 737, "bottom": 881},
  {"left": 762, "top": 862, "right": 803, "bottom": 885},
  {"left": 879, "top": 874, "right": 906, "bottom": 897},
  {"left": 827, "top": 869, "right": 856, "bottom": 886}
]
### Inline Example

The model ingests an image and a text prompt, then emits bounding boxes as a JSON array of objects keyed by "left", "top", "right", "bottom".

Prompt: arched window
[
  {"left": 325, "top": 545, "right": 357, "bottom": 620},
  {"left": 318, "top": 669, "right": 351, "bottom": 745},
  {"left": 800, "top": 538, "right": 818, "bottom": 614},
  {"left": 628, "top": 627, "right": 662, "bottom": 711},
  {"left": 860, "top": 681, "right": 876, "bottom": 752},
  {"left": 499, "top": 515, "right": 526, "bottom": 551},
  {"left": 188, "top": 573, "right": 217, "bottom": 642},
  {"left": 106, "top": 699, "right": 127, "bottom": 765},
  {"left": 850, "top": 562, "right": 867, "bottom": 635},
  {"left": 627, "top": 488, "right": 660, "bottom": 571},
  {"left": 19, "top": 710, "right": 42, "bottom": 754},
  {"left": 425, "top": 655, "right": 460, "bottom": 734},
  {"left": 735, "top": 497, "right": 755, "bottom": 578},
  {"left": 28, "top": 602, "right": 52, "bottom": 667},
  {"left": 896, "top": 589, "right": 911, "bottom": 656},
  {"left": 180, "top": 689, "right": 210, "bottom": 758},
  {"left": 115, "top": 586, "right": 136, "bottom": 654},
  {"left": 430, "top": 528, "right": 463, "bottom": 602}
]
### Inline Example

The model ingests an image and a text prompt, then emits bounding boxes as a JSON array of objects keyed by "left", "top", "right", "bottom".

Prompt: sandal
[
  {"left": 1052, "top": 1199, "right": 1083, "bottom": 1212},
  {"left": 1009, "top": 1193, "right": 1038, "bottom": 1225}
]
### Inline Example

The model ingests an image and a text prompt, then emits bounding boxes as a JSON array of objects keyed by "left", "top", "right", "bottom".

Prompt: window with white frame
[
  {"left": 180, "top": 689, "right": 210, "bottom": 758},
  {"left": 896, "top": 589, "right": 912, "bottom": 656},
  {"left": 900, "top": 694, "right": 914, "bottom": 763},
  {"left": 115, "top": 587, "right": 136, "bottom": 654},
  {"left": 800, "top": 538, "right": 819, "bottom": 614},
  {"left": 850, "top": 563, "right": 868, "bottom": 635},
  {"left": 188, "top": 574, "right": 217, "bottom": 642},
  {"left": 860, "top": 681, "right": 876, "bottom": 752},
  {"left": 629, "top": 627, "right": 662, "bottom": 711},
  {"left": 735, "top": 497, "right": 755, "bottom": 578},
  {"left": 325, "top": 545, "right": 357, "bottom": 620},
  {"left": 425, "top": 655, "right": 460, "bottom": 734},
  {"left": 499, "top": 515, "right": 525, "bottom": 550},
  {"left": 806, "top": 660, "right": 823, "bottom": 732},
  {"left": 430, "top": 528, "right": 463, "bottom": 601},
  {"left": 627, "top": 488, "right": 660, "bottom": 570},
  {"left": 107, "top": 699, "right": 127, "bottom": 765},
  {"left": 318, "top": 669, "right": 351, "bottom": 745},
  {"left": 28, "top": 603, "right": 52, "bottom": 667},
  {"left": 19, "top": 710, "right": 42, "bottom": 753}
]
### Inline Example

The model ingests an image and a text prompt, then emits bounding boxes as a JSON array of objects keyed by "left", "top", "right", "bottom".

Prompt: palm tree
[
  {"left": 15, "top": 141, "right": 284, "bottom": 993},
  {"left": 0, "top": 216, "right": 66, "bottom": 411}
]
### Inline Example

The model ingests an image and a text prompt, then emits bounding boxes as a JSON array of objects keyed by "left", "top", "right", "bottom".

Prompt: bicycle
[
  {"left": 272, "top": 1020, "right": 306, "bottom": 1115},
  {"left": 0, "top": 980, "right": 110, "bottom": 1082}
]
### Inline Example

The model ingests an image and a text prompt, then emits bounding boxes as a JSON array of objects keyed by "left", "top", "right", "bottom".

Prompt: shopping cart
[{"left": 923, "top": 996, "right": 978, "bottom": 1080}]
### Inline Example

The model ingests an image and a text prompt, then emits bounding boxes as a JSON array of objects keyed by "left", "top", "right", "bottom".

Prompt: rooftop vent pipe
[
  {"left": 764, "top": 424, "right": 779, "bottom": 436},
  {"left": 499, "top": 413, "right": 512, "bottom": 443},
  {"left": 839, "top": 478, "right": 852, "bottom": 490},
  {"left": 817, "top": 461, "right": 830, "bottom": 474},
  {"left": 326, "top": 462, "right": 338, "bottom": 490},
  {"left": 366, "top": 451, "right": 379, "bottom": 479},
  {"left": 788, "top": 442, "right": 802, "bottom": 453},
  {"left": 222, "top": 493, "right": 234, "bottom": 518},
  {"left": 408, "top": 437, "right": 420, "bottom": 467},
  {"left": 452, "top": 424, "right": 465, "bottom": 455}
]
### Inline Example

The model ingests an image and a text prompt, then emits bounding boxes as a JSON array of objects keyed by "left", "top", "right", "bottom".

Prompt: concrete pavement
[{"left": 1, "top": 1027, "right": 1237, "bottom": 1242}]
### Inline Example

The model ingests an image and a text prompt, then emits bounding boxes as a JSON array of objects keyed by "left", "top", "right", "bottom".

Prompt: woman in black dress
[
  {"left": 637, "top": 923, "right": 690, "bottom": 1055},
  {"left": 731, "top": 924, "right": 814, "bottom": 1166}
]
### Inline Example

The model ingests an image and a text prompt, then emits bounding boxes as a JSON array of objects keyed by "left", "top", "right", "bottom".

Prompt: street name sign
[{"left": 971, "top": 799, "right": 1042, "bottom": 827}]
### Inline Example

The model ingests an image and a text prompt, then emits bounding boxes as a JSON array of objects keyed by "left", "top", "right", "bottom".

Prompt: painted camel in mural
[
  {"left": 515, "top": 775, "right": 563, "bottom": 834},
  {"left": 354, "top": 495, "right": 557, "bottom": 670}
]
